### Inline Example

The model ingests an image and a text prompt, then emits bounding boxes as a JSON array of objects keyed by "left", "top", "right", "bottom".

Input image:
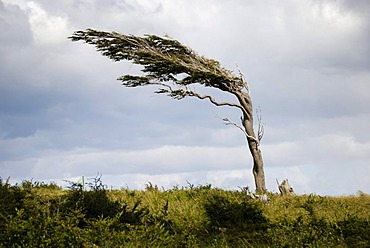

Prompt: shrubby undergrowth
[{"left": 1, "top": 177, "right": 369, "bottom": 247}]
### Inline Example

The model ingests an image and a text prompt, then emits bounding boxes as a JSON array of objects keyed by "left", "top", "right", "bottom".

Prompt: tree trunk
[
  {"left": 236, "top": 92, "right": 266, "bottom": 193},
  {"left": 277, "top": 179, "right": 295, "bottom": 196},
  {"left": 250, "top": 144, "right": 266, "bottom": 193},
  {"left": 244, "top": 118, "right": 266, "bottom": 193}
]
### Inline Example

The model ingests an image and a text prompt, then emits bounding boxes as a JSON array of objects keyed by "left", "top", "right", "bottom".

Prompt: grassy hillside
[{"left": 1, "top": 178, "right": 369, "bottom": 247}]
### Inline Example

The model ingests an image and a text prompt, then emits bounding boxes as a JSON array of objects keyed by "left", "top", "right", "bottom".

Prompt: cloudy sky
[{"left": 1, "top": 0, "right": 369, "bottom": 195}]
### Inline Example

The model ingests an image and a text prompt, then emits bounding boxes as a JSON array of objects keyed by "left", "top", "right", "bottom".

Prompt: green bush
[
  {"left": 0, "top": 179, "right": 86, "bottom": 247},
  {"left": 0, "top": 178, "right": 27, "bottom": 218},
  {"left": 63, "top": 175, "right": 121, "bottom": 220},
  {"left": 339, "top": 216, "right": 370, "bottom": 247},
  {"left": 204, "top": 193, "right": 268, "bottom": 246},
  {"left": 0, "top": 178, "right": 369, "bottom": 247}
]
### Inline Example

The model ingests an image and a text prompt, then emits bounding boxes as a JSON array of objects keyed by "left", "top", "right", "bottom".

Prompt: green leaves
[
  {"left": 118, "top": 75, "right": 152, "bottom": 87},
  {"left": 69, "top": 29, "right": 243, "bottom": 94}
]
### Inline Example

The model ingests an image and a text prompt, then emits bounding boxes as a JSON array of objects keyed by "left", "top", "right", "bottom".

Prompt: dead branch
[
  {"left": 153, "top": 82, "right": 249, "bottom": 116},
  {"left": 215, "top": 114, "right": 260, "bottom": 145},
  {"left": 187, "top": 91, "right": 248, "bottom": 115},
  {"left": 256, "top": 107, "right": 265, "bottom": 142},
  {"left": 236, "top": 66, "right": 251, "bottom": 95}
]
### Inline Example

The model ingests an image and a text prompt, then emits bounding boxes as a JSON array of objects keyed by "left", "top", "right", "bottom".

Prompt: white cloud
[
  {"left": 2, "top": 0, "right": 72, "bottom": 44},
  {"left": 263, "top": 141, "right": 303, "bottom": 166},
  {"left": 313, "top": 134, "right": 370, "bottom": 160},
  {"left": 264, "top": 131, "right": 370, "bottom": 166},
  {"left": 45, "top": 169, "right": 254, "bottom": 191},
  {"left": 1, "top": 144, "right": 257, "bottom": 190},
  {"left": 0, "top": 145, "right": 251, "bottom": 179}
]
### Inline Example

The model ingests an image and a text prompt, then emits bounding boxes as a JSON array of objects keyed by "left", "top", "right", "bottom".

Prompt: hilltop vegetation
[{"left": 1, "top": 177, "right": 369, "bottom": 247}]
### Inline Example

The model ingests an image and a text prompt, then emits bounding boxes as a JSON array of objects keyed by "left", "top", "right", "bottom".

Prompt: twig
[{"left": 214, "top": 114, "right": 260, "bottom": 144}]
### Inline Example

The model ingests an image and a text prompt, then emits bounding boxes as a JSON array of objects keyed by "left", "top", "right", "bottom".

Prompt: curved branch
[
  {"left": 151, "top": 82, "right": 248, "bottom": 116},
  {"left": 187, "top": 91, "right": 248, "bottom": 116}
]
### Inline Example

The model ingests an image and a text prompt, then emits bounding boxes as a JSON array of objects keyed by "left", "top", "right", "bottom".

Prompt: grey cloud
[{"left": 0, "top": 0, "right": 369, "bottom": 195}]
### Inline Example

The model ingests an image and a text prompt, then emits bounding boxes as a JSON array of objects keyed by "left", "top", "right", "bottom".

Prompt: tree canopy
[{"left": 70, "top": 29, "right": 249, "bottom": 111}]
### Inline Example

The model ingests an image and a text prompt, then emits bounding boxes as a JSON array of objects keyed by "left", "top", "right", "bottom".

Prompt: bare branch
[
  {"left": 215, "top": 114, "right": 260, "bottom": 144},
  {"left": 186, "top": 91, "right": 248, "bottom": 115},
  {"left": 256, "top": 107, "right": 265, "bottom": 142},
  {"left": 258, "top": 123, "right": 264, "bottom": 141},
  {"left": 151, "top": 81, "right": 249, "bottom": 115}
]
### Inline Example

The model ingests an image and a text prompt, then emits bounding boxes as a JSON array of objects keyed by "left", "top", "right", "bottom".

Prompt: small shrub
[
  {"left": 0, "top": 179, "right": 86, "bottom": 247},
  {"left": 63, "top": 175, "right": 121, "bottom": 220},
  {"left": 339, "top": 215, "right": 370, "bottom": 247},
  {"left": 21, "top": 180, "right": 61, "bottom": 190},
  {"left": 204, "top": 192, "right": 268, "bottom": 246},
  {"left": 0, "top": 178, "right": 27, "bottom": 219}
]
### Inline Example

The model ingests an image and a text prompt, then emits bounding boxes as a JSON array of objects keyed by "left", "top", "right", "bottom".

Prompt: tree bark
[
  {"left": 277, "top": 179, "right": 295, "bottom": 196},
  {"left": 244, "top": 118, "right": 266, "bottom": 193},
  {"left": 236, "top": 92, "right": 266, "bottom": 193}
]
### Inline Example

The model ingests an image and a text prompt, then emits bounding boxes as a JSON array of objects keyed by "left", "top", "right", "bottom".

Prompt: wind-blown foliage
[
  {"left": 69, "top": 29, "right": 245, "bottom": 94},
  {"left": 69, "top": 29, "right": 250, "bottom": 115}
]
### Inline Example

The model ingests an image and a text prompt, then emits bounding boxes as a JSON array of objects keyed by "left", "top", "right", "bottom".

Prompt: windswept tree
[{"left": 69, "top": 29, "right": 266, "bottom": 192}]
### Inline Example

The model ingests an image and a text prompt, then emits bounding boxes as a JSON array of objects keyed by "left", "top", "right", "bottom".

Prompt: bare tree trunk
[
  {"left": 251, "top": 145, "right": 266, "bottom": 193},
  {"left": 243, "top": 118, "right": 266, "bottom": 193},
  {"left": 277, "top": 179, "right": 295, "bottom": 196},
  {"left": 236, "top": 92, "right": 266, "bottom": 193}
]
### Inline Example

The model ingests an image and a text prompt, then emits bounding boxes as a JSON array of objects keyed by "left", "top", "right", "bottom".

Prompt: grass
[{"left": 1, "top": 177, "right": 369, "bottom": 247}]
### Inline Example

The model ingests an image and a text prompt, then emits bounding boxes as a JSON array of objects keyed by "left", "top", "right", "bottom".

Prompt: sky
[{"left": 1, "top": 0, "right": 369, "bottom": 195}]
